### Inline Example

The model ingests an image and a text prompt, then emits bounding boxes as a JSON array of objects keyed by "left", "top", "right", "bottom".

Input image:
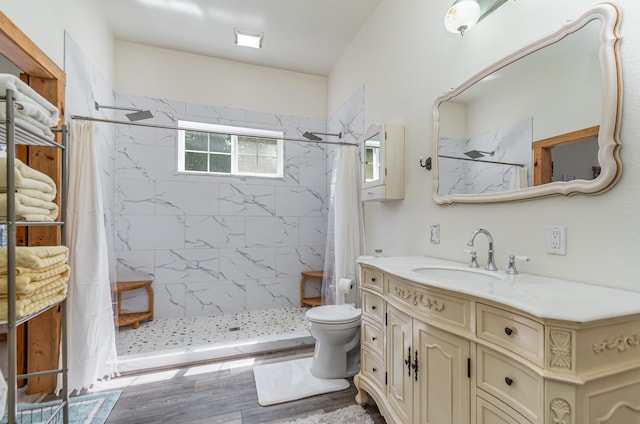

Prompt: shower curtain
[
  {"left": 60, "top": 121, "right": 118, "bottom": 393},
  {"left": 322, "top": 145, "right": 364, "bottom": 305}
]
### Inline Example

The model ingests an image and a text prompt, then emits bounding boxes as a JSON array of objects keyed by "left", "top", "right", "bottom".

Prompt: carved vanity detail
[{"left": 355, "top": 256, "right": 640, "bottom": 424}]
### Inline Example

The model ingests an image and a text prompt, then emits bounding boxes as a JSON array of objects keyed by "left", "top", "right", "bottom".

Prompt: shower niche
[{"left": 361, "top": 123, "right": 404, "bottom": 201}]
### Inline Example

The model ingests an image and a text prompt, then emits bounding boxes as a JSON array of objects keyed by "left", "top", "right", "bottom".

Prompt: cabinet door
[
  {"left": 387, "top": 305, "right": 413, "bottom": 424},
  {"left": 414, "top": 320, "right": 471, "bottom": 424}
]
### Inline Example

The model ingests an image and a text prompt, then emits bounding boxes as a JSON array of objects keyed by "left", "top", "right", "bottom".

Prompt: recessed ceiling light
[{"left": 234, "top": 28, "right": 263, "bottom": 49}]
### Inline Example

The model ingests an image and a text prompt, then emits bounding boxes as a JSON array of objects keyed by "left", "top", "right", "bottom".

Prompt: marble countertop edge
[{"left": 357, "top": 255, "right": 640, "bottom": 323}]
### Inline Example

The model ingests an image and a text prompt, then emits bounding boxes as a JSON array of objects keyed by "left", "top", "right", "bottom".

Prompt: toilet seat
[{"left": 306, "top": 304, "right": 361, "bottom": 325}]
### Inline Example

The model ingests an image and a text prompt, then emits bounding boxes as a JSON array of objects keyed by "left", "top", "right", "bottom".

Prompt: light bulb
[{"left": 445, "top": 0, "right": 481, "bottom": 35}]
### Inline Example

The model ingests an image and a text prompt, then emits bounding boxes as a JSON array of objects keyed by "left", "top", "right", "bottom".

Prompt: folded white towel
[
  {"left": 0, "top": 157, "right": 57, "bottom": 196},
  {"left": 0, "top": 192, "right": 59, "bottom": 222},
  {"left": 0, "top": 74, "right": 59, "bottom": 125},
  {"left": 0, "top": 103, "right": 55, "bottom": 139},
  {"left": 16, "top": 100, "right": 58, "bottom": 127}
]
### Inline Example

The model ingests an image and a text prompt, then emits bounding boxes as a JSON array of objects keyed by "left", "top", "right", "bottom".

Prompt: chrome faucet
[{"left": 467, "top": 228, "right": 498, "bottom": 271}]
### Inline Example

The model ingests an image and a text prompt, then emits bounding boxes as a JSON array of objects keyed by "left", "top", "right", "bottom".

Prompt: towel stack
[
  {"left": 0, "top": 157, "right": 58, "bottom": 222},
  {"left": 0, "top": 73, "right": 60, "bottom": 139},
  {"left": 0, "top": 245, "right": 69, "bottom": 320}
]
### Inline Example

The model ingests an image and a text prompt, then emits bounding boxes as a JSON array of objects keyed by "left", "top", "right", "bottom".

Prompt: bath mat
[
  {"left": 253, "top": 357, "right": 350, "bottom": 406},
  {"left": 1, "top": 390, "right": 121, "bottom": 424},
  {"left": 277, "top": 405, "right": 374, "bottom": 424}
]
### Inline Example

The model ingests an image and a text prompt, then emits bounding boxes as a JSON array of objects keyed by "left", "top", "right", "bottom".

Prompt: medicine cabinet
[{"left": 361, "top": 123, "right": 404, "bottom": 201}]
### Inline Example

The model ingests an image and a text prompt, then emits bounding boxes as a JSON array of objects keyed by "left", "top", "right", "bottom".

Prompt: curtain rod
[
  {"left": 70, "top": 115, "right": 358, "bottom": 146},
  {"left": 438, "top": 155, "right": 525, "bottom": 168}
]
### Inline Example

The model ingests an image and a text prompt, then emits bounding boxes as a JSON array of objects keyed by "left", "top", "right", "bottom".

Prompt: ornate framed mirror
[{"left": 432, "top": 3, "right": 621, "bottom": 204}]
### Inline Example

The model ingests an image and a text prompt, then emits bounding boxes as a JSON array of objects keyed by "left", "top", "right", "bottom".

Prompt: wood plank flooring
[{"left": 102, "top": 350, "right": 386, "bottom": 424}]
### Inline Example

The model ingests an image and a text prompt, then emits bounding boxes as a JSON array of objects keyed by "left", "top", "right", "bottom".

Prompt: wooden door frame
[
  {"left": 532, "top": 125, "right": 599, "bottom": 186},
  {"left": 0, "top": 11, "right": 66, "bottom": 393}
]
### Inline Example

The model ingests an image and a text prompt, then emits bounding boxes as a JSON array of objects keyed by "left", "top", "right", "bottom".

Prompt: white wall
[
  {"left": 114, "top": 41, "right": 328, "bottom": 120},
  {"left": 0, "top": 0, "right": 114, "bottom": 84},
  {"left": 328, "top": 0, "right": 640, "bottom": 292}
]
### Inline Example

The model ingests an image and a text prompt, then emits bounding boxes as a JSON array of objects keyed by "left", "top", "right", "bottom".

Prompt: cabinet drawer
[
  {"left": 361, "top": 319, "right": 384, "bottom": 354},
  {"left": 362, "top": 291, "right": 384, "bottom": 324},
  {"left": 477, "top": 346, "right": 543, "bottom": 423},
  {"left": 361, "top": 348, "right": 385, "bottom": 390},
  {"left": 477, "top": 395, "right": 532, "bottom": 424},
  {"left": 386, "top": 276, "right": 471, "bottom": 332},
  {"left": 362, "top": 268, "right": 383, "bottom": 292},
  {"left": 477, "top": 303, "right": 544, "bottom": 366}
]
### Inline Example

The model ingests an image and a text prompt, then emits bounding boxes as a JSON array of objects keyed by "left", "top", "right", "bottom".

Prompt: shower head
[
  {"left": 125, "top": 110, "right": 154, "bottom": 121},
  {"left": 94, "top": 101, "right": 154, "bottom": 121},
  {"left": 463, "top": 149, "right": 495, "bottom": 159},
  {"left": 302, "top": 131, "right": 342, "bottom": 141},
  {"left": 302, "top": 131, "right": 323, "bottom": 141}
]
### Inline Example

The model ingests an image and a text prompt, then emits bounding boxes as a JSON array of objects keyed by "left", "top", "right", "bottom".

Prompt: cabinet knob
[
  {"left": 371, "top": 277, "right": 377, "bottom": 282},
  {"left": 505, "top": 377, "right": 513, "bottom": 386},
  {"left": 372, "top": 367, "right": 377, "bottom": 372},
  {"left": 372, "top": 336, "right": 377, "bottom": 341},
  {"left": 504, "top": 327, "right": 514, "bottom": 336},
  {"left": 371, "top": 305, "right": 377, "bottom": 310}
]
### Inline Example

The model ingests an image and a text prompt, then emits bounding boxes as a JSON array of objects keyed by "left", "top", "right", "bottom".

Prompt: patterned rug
[
  {"left": 277, "top": 405, "right": 374, "bottom": 424},
  {"left": 1, "top": 390, "right": 121, "bottom": 424}
]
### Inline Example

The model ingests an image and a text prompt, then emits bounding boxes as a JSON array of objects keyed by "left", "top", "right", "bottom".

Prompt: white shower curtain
[
  {"left": 60, "top": 121, "right": 118, "bottom": 393},
  {"left": 322, "top": 145, "right": 364, "bottom": 305}
]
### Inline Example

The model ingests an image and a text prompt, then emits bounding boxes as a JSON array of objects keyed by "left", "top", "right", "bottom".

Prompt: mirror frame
[
  {"left": 362, "top": 124, "right": 383, "bottom": 189},
  {"left": 432, "top": 3, "right": 621, "bottom": 204}
]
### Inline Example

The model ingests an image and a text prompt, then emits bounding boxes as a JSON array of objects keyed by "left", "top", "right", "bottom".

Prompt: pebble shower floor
[{"left": 116, "top": 306, "right": 311, "bottom": 356}]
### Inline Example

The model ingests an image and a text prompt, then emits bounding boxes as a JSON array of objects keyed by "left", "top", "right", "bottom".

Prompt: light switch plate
[{"left": 430, "top": 224, "right": 440, "bottom": 244}]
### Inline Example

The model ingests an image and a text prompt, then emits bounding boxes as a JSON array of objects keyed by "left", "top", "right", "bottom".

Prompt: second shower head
[
  {"left": 302, "top": 131, "right": 343, "bottom": 141},
  {"left": 464, "top": 149, "right": 495, "bottom": 159}
]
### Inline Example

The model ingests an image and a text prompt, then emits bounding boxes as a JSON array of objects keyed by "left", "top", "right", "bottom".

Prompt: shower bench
[
  {"left": 300, "top": 271, "right": 323, "bottom": 307},
  {"left": 116, "top": 279, "right": 154, "bottom": 329}
]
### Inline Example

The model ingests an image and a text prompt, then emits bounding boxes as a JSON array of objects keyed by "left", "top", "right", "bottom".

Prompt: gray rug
[{"left": 277, "top": 405, "right": 374, "bottom": 424}]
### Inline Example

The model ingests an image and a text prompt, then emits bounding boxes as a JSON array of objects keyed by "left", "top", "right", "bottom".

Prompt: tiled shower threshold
[{"left": 115, "top": 306, "right": 314, "bottom": 373}]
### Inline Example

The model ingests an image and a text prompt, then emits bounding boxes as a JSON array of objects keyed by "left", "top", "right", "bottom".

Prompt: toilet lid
[{"left": 306, "top": 305, "right": 361, "bottom": 324}]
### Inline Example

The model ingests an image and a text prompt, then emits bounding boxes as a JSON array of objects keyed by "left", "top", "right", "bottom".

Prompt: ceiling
[{"left": 96, "top": 0, "right": 383, "bottom": 76}]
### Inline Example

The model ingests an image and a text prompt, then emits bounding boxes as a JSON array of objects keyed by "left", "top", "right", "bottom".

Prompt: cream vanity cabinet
[
  {"left": 361, "top": 123, "right": 404, "bottom": 201},
  {"left": 355, "top": 261, "right": 640, "bottom": 424}
]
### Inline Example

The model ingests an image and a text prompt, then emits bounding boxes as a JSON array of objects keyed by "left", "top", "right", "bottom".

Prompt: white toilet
[{"left": 305, "top": 279, "right": 361, "bottom": 379}]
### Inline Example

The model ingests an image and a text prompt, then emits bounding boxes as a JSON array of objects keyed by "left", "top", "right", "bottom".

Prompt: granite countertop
[{"left": 357, "top": 256, "right": 640, "bottom": 323}]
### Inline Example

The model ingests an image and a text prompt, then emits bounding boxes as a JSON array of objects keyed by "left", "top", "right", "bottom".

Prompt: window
[{"left": 178, "top": 121, "right": 283, "bottom": 178}]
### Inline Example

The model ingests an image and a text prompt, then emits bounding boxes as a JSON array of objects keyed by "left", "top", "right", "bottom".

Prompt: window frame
[{"left": 177, "top": 120, "right": 284, "bottom": 178}]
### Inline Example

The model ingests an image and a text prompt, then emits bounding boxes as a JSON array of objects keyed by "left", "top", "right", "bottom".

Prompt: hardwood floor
[{"left": 102, "top": 349, "right": 386, "bottom": 424}]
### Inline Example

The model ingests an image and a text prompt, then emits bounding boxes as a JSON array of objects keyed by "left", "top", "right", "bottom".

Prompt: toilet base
[{"left": 310, "top": 340, "right": 361, "bottom": 379}]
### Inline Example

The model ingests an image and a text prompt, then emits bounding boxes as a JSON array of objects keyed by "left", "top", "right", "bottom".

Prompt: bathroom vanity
[{"left": 354, "top": 256, "right": 640, "bottom": 424}]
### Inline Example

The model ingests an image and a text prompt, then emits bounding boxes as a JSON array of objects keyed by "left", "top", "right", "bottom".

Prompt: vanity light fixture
[
  {"left": 445, "top": 0, "right": 481, "bottom": 36},
  {"left": 445, "top": 0, "right": 509, "bottom": 36},
  {"left": 234, "top": 28, "right": 263, "bottom": 49}
]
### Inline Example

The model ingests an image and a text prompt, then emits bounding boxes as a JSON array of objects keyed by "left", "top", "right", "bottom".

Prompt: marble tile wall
[
  {"left": 438, "top": 118, "right": 532, "bottom": 195},
  {"left": 114, "top": 95, "right": 330, "bottom": 318}
]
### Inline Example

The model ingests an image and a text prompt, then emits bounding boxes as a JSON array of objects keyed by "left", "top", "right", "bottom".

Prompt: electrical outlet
[{"left": 547, "top": 225, "right": 566, "bottom": 255}]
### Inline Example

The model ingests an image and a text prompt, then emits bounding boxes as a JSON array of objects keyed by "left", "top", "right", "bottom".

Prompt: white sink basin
[{"left": 412, "top": 266, "right": 502, "bottom": 282}]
